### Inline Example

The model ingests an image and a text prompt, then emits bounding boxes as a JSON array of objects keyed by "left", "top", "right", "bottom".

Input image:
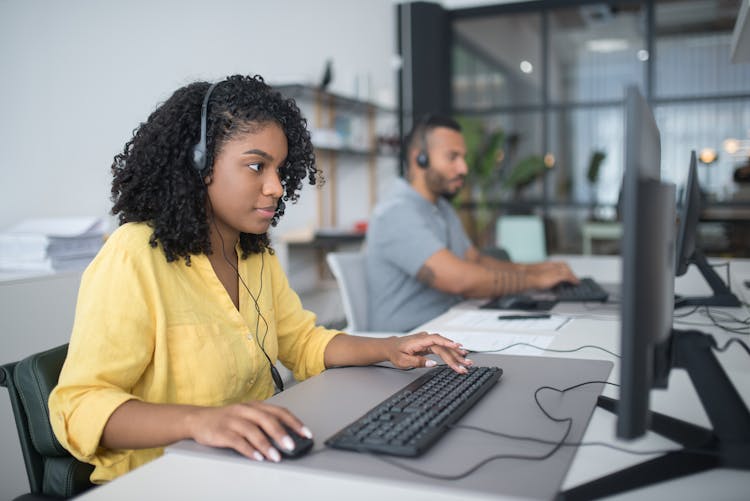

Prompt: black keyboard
[
  {"left": 551, "top": 277, "right": 609, "bottom": 302},
  {"left": 325, "top": 366, "right": 503, "bottom": 457},
  {"left": 480, "top": 277, "right": 608, "bottom": 310}
]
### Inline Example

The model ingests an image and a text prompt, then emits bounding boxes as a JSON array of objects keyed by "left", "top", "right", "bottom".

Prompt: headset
[
  {"left": 196, "top": 80, "right": 285, "bottom": 393},
  {"left": 191, "top": 82, "right": 220, "bottom": 174},
  {"left": 415, "top": 115, "right": 432, "bottom": 169}
]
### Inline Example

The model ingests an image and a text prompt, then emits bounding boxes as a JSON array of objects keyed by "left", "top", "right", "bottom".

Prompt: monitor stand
[
  {"left": 559, "top": 329, "right": 750, "bottom": 500},
  {"left": 674, "top": 250, "right": 741, "bottom": 308}
]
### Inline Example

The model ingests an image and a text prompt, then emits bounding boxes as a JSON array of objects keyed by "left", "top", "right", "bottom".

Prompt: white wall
[{"left": 0, "top": 0, "right": 397, "bottom": 232}]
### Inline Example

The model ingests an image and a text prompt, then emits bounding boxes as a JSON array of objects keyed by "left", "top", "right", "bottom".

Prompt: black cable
[
  {"left": 702, "top": 306, "right": 750, "bottom": 335},
  {"left": 714, "top": 337, "right": 750, "bottom": 356},
  {"left": 359, "top": 379, "right": 621, "bottom": 481},
  {"left": 702, "top": 307, "right": 750, "bottom": 326},
  {"left": 369, "top": 419, "right": 574, "bottom": 481},
  {"left": 673, "top": 305, "right": 700, "bottom": 318},
  {"left": 471, "top": 342, "right": 620, "bottom": 358},
  {"left": 212, "top": 215, "right": 282, "bottom": 392}
]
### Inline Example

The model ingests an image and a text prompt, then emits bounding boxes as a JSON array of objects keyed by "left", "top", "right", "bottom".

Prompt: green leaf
[{"left": 504, "top": 155, "right": 546, "bottom": 189}]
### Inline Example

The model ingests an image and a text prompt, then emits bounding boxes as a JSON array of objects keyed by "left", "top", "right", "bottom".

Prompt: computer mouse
[
  {"left": 500, "top": 294, "right": 558, "bottom": 311},
  {"left": 267, "top": 424, "right": 314, "bottom": 459},
  {"left": 497, "top": 295, "right": 539, "bottom": 309}
]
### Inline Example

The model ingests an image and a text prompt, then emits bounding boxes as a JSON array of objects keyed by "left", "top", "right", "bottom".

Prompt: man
[{"left": 365, "top": 115, "right": 577, "bottom": 332}]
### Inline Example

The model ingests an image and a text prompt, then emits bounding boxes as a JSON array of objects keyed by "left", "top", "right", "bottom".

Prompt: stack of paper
[{"left": 0, "top": 217, "right": 106, "bottom": 272}]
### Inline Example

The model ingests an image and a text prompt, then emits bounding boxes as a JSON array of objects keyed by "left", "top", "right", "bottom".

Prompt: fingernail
[
  {"left": 268, "top": 447, "right": 281, "bottom": 463},
  {"left": 301, "top": 426, "right": 313, "bottom": 439},
  {"left": 253, "top": 451, "right": 264, "bottom": 462},
  {"left": 425, "top": 359, "right": 437, "bottom": 367},
  {"left": 464, "top": 358, "right": 473, "bottom": 365},
  {"left": 281, "top": 435, "right": 295, "bottom": 451}
]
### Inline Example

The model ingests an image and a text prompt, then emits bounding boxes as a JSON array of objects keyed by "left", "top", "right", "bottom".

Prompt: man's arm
[{"left": 418, "top": 247, "right": 578, "bottom": 298}]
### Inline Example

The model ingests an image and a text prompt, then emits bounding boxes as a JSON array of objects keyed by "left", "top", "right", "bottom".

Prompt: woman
[{"left": 48, "top": 74, "right": 470, "bottom": 484}]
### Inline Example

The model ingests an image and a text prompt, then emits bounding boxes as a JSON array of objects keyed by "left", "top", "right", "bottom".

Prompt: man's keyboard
[
  {"left": 325, "top": 365, "right": 503, "bottom": 457},
  {"left": 480, "top": 276, "right": 608, "bottom": 309},
  {"left": 551, "top": 277, "right": 609, "bottom": 302}
]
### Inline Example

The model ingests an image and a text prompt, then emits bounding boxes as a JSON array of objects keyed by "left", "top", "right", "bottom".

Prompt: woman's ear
[{"left": 203, "top": 174, "right": 213, "bottom": 185}]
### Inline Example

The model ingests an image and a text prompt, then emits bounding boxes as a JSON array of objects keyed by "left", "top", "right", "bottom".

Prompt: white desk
[{"left": 75, "top": 256, "right": 750, "bottom": 500}]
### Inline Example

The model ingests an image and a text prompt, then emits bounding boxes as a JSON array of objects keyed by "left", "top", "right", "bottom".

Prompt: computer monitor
[
  {"left": 617, "top": 85, "right": 676, "bottom": 439},
  {"left": 674, "top": 151, "right": 741, "bottom": 307},
  {"left": 560, "top": 87, "right": 750, "bottom": 500}
]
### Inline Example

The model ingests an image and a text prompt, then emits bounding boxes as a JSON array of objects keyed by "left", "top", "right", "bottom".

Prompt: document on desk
[
  {"left": 440, "top": 330, "right": 555, "bottom": 355},
  {"left": 433, "top": 310, "right": 569, "bottom": 355},
  {"left": 445, "top": 310, "right": 569, "bottom": 332}
]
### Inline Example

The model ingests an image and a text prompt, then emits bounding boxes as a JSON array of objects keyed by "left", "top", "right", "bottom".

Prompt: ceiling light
[{"left": 586, "top": 38, "right": 629, "bottom": 53}]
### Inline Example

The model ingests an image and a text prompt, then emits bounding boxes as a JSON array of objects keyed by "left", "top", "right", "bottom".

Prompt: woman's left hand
[{"left": 384, "top": 332, "right": 472, "bottom": 373}]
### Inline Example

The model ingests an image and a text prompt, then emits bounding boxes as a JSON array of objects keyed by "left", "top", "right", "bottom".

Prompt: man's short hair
[{"left": 405, "top": 114, "right": 462, "bottom": 156}]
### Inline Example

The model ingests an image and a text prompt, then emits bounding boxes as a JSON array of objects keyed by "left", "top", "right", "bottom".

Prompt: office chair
[
  {"left": 1, "top": 344, "right": 95, "bottom": 500},
  {"left": 326, "top": 251, "right": 369, "bottom": 332},
  {"left": 496, "top": 215, "right": 547, "bottom": 263}
]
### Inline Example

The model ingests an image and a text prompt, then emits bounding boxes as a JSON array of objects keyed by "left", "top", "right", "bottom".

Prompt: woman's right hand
[{"left": 186, "top": 401, "right": 312, "bottom": 462}]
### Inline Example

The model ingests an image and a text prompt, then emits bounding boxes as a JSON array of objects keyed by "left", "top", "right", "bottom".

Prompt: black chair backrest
[{"left": 0, "top": 344, "right": 95, "bottom": 498}]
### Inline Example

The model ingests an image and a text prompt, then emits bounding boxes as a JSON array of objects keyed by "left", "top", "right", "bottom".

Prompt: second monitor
[{"left": 674, "top": 150, "right": 741, "bottom": 307}]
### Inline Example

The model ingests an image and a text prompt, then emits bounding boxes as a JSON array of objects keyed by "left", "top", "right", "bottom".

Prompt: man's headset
[
  {"left": 414, "top": 114, "right": 433, "bottom": 169},
  {"left": 191, "top": 82, "right": 219, "bottom": 174}
]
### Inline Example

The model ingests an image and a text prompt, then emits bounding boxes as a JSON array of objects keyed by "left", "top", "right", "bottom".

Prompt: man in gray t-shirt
[{"left": 366, "top": 115, "right": 577, "bottom": 332}]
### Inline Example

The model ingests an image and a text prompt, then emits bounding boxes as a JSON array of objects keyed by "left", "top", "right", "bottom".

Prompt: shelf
[{"left": 274, "top": 83, "right": 393, "bottom": 113}]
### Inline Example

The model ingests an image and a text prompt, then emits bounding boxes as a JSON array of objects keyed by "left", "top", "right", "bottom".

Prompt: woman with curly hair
[{"left": 48, "top": 75, "right": 471, "bottom": 483}]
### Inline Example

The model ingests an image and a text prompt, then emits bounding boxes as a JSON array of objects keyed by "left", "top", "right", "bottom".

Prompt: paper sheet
[
  {"left": 439, "top": 330, "right": 555, "bottom": 355},
  {"left": 445, "top": 310, "right": 570, "bottom": 332}
]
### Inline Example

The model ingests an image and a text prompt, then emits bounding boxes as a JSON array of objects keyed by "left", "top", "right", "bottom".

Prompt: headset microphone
[{"left": 191, "top": 82, "right": 219, "bottom": 174}]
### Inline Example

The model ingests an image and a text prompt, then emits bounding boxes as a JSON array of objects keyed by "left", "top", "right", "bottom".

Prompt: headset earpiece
[
  {"left": 191, "top": 82, "right": 219, "bottom": 174},
  {"left": 414, "top": 114, "right": 432, "bottom": 169},
  {"left": 416, "top": 150, "right": 429, "bottom": 169}
]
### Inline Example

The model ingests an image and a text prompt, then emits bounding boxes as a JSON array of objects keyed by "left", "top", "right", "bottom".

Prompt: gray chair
[
  {"left": 1, "top": 344, "right": 95, "bottom": 500},
  {"left": 326, "top": 251, "right": 369, "bottom": 332}
]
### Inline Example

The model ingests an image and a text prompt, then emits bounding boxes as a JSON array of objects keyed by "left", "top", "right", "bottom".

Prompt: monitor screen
[
  {"left": 672, "top": 151, "right": 740, "bottom": 307},
  {"left": 675, "top": 151, "right": 699, "bottom": 277},
  {"left": 617, "top": 86, "right": 676, "bottom": 440}
]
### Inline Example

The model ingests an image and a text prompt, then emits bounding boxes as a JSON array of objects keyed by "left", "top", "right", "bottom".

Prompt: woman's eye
[{"left": 247, "top": 163, "right": 262, "bottom": 172}]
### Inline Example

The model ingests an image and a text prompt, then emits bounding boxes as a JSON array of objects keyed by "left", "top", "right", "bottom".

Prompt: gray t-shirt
[{"left": 365, "top": 178, "right": 471, "bottom": 332}]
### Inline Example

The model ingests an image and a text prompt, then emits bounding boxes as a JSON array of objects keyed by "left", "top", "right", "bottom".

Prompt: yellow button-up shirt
[{"left": 49, "top": 223, "right": 341, "bottom": 483}]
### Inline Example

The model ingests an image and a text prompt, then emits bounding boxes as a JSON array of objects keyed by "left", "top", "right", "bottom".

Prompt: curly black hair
[{"left": 111, "top": 74, "right": 317, "bottom": 264}]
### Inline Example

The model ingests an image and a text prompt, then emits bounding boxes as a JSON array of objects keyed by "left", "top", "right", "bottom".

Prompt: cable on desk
[
  {"left": 673, "top": 305, "right": 749, "bottom": 334},
  {"left": 366, "top": 391, "right": 576, "bottom": 480},
  {"left": 360, "top": 380, "right": 623, "bottom": 481},
  {"left": 702, "top": 306, "right": 750, "bottom": 335},
  {"left": 714, "top": 337, "right": 750, "bottom": 357},
  {"left": 673, "top": 305, "right": 700, "bottom": 318},
  {"left": 470, "top": 342, "right": 620, "bottom": 359}
]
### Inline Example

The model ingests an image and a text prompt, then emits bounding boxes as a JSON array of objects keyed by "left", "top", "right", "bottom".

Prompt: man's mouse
[{"left": 266, "top": 423, "right": 314, "bottom": 459}]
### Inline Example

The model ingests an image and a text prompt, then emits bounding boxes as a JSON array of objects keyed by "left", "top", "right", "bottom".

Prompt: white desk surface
[{"left": 77, "top": 255, "right": 750, "bottom": 500}]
